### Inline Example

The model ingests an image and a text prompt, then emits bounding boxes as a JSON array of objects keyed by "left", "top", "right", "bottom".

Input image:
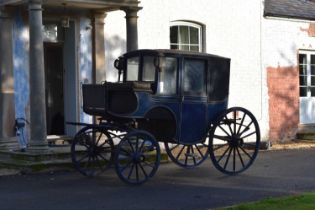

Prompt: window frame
[
  {"left": 299, "top": 50, "right": 315, "bottom": 98},
  {"left": 170, "top": 21, "right": 203, "bottom": 52}
]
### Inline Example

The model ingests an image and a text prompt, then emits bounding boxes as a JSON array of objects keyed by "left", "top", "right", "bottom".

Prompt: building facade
[{"left": 0, "top": 0, "right": 315, "bottom": 150}]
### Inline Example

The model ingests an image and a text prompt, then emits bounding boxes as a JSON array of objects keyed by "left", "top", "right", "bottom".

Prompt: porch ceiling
[{"left": 0, "top": 0, "right": 139, "bottom": 10}]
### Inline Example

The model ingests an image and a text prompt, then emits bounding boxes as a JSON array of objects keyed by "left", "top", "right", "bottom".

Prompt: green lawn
[{"left": 216, "top": 193, "right": 315, "bottom": 210}]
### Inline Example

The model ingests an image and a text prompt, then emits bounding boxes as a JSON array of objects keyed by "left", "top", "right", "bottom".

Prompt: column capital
[
  {"left": 92, "top": 10, "right": 107, "bottom": 25},
  {"left": 123, "top": 7, "right": 142, "bottom": 18},
  {"left": 28, "top": 0, "right": 43, "bottom": 10}
]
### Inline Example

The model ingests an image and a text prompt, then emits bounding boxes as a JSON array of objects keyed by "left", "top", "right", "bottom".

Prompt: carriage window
[
  {"left": 157, "top": 57, "right": 177, "bottom": 95},
  {"left": 142, "top": 56, "right": 156, "bottom": 81},
  {"left": 183, "top": 59, "right": 206, "bottom": 95},
  {"left": 127, "top": 57, "right": 139, "bottom": 81}
]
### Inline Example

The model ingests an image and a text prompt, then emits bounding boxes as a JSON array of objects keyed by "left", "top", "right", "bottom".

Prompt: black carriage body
[{"left": 82, "top": 49, "right": 230, "bottom": 144}]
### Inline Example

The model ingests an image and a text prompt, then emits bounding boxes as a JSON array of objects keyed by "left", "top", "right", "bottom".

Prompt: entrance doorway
[{"left": 44, "top": 43, "right": 65, "bottom": 135}]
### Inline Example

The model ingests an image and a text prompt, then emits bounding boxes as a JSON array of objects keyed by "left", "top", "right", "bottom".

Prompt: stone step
[{"left": 297, "top": 124, "right": 315, "bottom": 140}]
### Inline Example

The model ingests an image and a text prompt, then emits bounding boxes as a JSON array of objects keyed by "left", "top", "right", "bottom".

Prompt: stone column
[
  {"left": 0, "top": 7, "right": 15, "bottom": 139},
  {"left": 92, "top": 11, "right": 107, "bottom": 83},
  {"left": 28, "top": 0, "right": 48, "bottom": 150},
  {"left": 124, "top": 8, "right": 140, "bottom": 52}
]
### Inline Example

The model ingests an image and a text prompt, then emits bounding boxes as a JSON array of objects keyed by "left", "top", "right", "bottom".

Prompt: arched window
[{"left": 170, "top": 21, "right": 203, "bottom": 52}]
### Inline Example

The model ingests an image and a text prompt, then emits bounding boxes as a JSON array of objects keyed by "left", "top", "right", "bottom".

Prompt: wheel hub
[{"left": 230, "top": 135, "right": 243, "bottom": 148}]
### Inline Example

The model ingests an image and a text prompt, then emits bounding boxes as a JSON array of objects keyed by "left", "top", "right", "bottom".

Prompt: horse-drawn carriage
[{"left": 70, "top": 49, "right": 260, "bottom": 184}]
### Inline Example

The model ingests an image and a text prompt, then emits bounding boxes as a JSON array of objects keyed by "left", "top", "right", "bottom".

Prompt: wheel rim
[
  {"left": 115, "top": 131, "right": 160, "bottom": 185},
  {"left": 71, "top": 127, "right": 114, "bottom": 177},
  {"left": 209, "top": 107, "right": 260, "bottom": 175},
  {"left": 165, "top": 142, "right": 209, "bottom": 168}
]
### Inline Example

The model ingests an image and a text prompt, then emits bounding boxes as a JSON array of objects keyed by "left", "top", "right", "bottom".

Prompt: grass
[{"left": 216, "top": 193, "right": 315, "bottom": 210}]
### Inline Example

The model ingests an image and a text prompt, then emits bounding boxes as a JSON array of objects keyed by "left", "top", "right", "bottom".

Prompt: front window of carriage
[
  {"left": 126, "top": 56, "right": 156, "bottom": 82},
  {"left": 126, "top": 57, "right": 140, "bottom": 81},
  {"left": 157, "top": 57, "right": 177, "bottom": 95}
]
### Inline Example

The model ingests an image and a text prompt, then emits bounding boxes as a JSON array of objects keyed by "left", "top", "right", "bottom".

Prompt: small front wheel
[
  {"left": 115, "top": 130, "right": 160, "bottom": 185},
  {"left": 71, "top": 126, "right": 114, "bottom": 177},
  {"left": 209, "top": 107, "right": 260, "bottom": 175}
]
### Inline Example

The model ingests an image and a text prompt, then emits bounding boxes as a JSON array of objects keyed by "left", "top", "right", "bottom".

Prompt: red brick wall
[{"left": 267, "top": 66, "right": 299, "bottom": 142}]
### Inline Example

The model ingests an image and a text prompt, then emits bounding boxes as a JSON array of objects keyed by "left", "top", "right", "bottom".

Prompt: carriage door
[
  {"left": 180, "top": 58, "right": 207, "bottom": 143},
  {"left": 299, "top": 51, "right": 315, "bottom": 124}
]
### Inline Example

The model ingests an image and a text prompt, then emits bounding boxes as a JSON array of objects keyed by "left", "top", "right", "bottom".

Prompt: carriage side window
[
  {"left": 142, "top": 56, "right": 156, "bottom": 81},
  {"left": 127, "top": 57, "right": 139, "bottom": 81},
  {"left": 157, "top": 57, "right": 177, "bottom": 95},
  {"left": 183, "top": 59, "right": 206, "bottom": 95}
]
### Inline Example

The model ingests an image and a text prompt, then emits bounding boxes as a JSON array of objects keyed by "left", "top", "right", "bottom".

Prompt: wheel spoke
[
  {"left": 170, "top": 144, "right": 180, "bottom": 152},
  {"left": 195, "top": 144, "right": 205, "bottom": 159},
  {"left": 175, "top": 145, "right": 185, "bottom": 161},
  {"left": 191, "top": 146, "right": 197, "bottom": 165},
  {"left": 127, "top": 163, "right": 135, "bottom": 179},
  {"left": 212, "top": 143, "right": 228, "bottom": 152},
  {"left": 239, "top": 146, "right": 254, "bottom": 161},
  {"left": 139, "top": 162, "right": 148, "bottom": 178},
  {"left": 217, "top": 146, "right": 231, "bottom": 163},
  {"left": 223, "top": 147, "right": 233, "bottom": 170},
  {"left": 241, "top": 131, "right": 256, "bottom": 139},
  {"left": 237, "top": 113, "right": 246, "bottom": 135},
  {"left": 77, "top": 153, "right": 89, "bottom": 163},
  {"left": 224, "top": 116, "right": 234, "bottom": 135},
  {"left": 135, "top": 163, "right": 139, "bottom": 182},
  {"left": 233, "top": 147, "right": 236, "bottom": 172},
  {"left": 95, "top": 132, "right": 103, "bottom": 145},
  {"left": 127, "top": 139, "right": 135, "bottom": 153},
  {"left": 119, "top": 159, "right": 133, "bottom": 173},
  {"left": 184, "top": 146, "right": 189, "bottom": 165},
  {"left": 236, "top": 147, "right": 245, "bottom": 168},
  {"left": 233, "top": 111, "right": 237, "bottom": 135},
  {"left": 218, "top": 125, "right": 231, "bottom": 137},
  {"left": 213, "top": 135, "right": 230, "bottom": 142},
  {"left": 138, "top": 140, "right": 146, "bottom": 153},
  {"left": 239, "top": 121, "right": 254, "bottom": 136}
]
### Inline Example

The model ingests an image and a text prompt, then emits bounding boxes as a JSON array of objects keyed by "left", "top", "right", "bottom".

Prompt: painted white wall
[{"left": 104, "top": 0, "right": 270, "bottom": 140}]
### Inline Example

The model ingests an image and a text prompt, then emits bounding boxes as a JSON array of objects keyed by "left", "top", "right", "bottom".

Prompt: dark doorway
[{"left": 44, "top": 43, "right": 65, "bottom": 135}]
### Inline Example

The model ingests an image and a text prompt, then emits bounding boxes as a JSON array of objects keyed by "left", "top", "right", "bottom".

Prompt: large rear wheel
[{"left": 209, "top": 107, "right": 260, "bottom": 175}]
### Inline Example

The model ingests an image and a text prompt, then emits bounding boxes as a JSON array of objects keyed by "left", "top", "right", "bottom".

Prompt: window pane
[
  {"left": 179, "top": 26, "right": 189, "bottom": 44},
  {"left": 157, "top": 57, "right": 177, "bottom": 95},
  {"left": 311, "top": 76, "right": 315, "bottom": 85},
  {"left": 171, "top": 44, "right": 178, "bottom": 50},
  {"left": 300, "top": 76, "right": 307, "bottom": 86},
  {"left": 190, "top": 46, "right": 199, "bottom": 52},
  {"left": 127, "top": 57, "right": 139, "bottom": 81},
  {"left": 299, "top": 64, "right": 307, "bottom": 75},
  {"left": 311, "top": 87, "right": 315, "bottom": 97},
  {"left": 300, "top": 87, "right": 307, "bottom": 97},
  {"left": 311, "top": 65, "right": 315, "bottom": 75},
  {"left": 190, "top": 27, "right": 199, "bottom": 44},
  {"left": 312, "top": 55, "right": 315, "bottom": 65},
  {"left": 142, "top": 56, "right": 155, "bottom": 81},
  {"left": 179, "top": 45, "right": 189, "bottom": 51},
  {"left": 170, "top": 26, "right": 178, "bottom": 44},
  {"left": 299, "top": 54, "right": 307, "bottom": 65},
  {"left": 183, "top": 59, "right": 206, "bottom": 95}
]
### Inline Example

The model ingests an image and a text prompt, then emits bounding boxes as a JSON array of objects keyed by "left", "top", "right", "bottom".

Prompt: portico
[{"left": 0, "top": 0, "right": 140, "bottom": 151}]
